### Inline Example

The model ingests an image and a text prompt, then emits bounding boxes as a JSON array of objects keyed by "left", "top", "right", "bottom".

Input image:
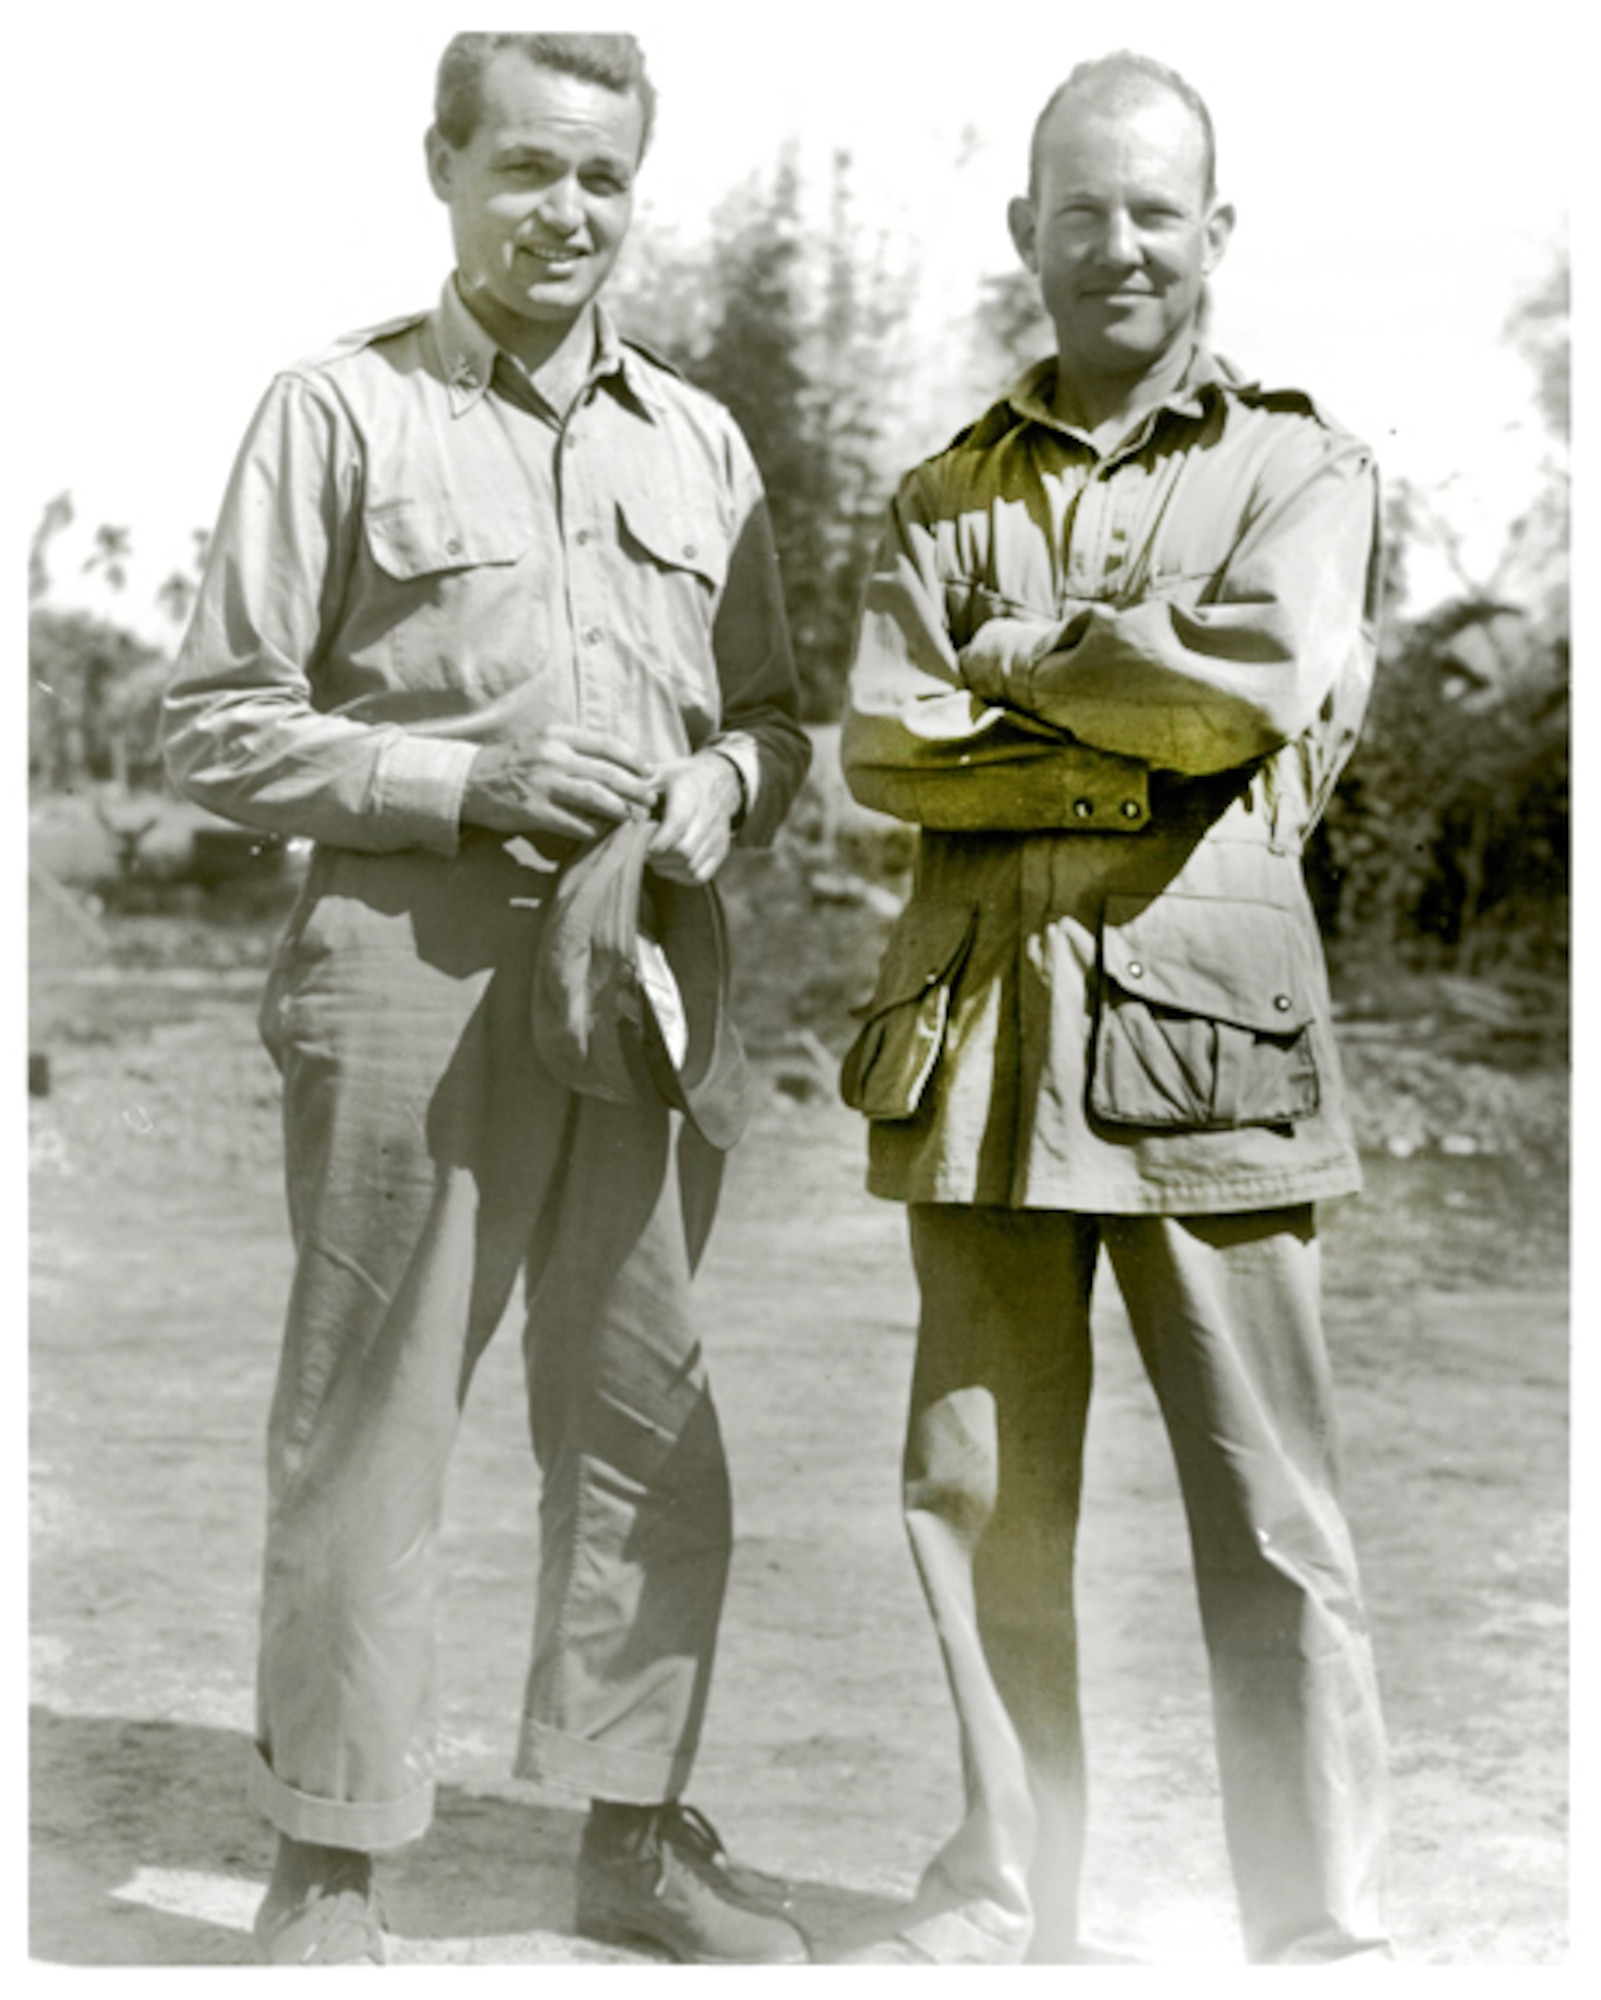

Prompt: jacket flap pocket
[
  {"left": 1100, "top": 892, "right": 1312, "bottom": 1033},
  {"left": 857, "top": 900, "right": 977, "bottom": 1018},
  {"left": 617, "top": 490, "right": 728, "bottom": 589},
  {"left": 840, "top": 901, "right": 977, "bottom": 1121},
  {"left": 365, "top": 500, "right": 533, "bottom": 580}
]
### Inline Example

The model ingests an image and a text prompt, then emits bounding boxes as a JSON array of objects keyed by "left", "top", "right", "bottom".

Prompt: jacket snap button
[
  {"left": 1273, "top": 993, "right": 1292, "bottom": 1011},
  {"left": 1127, "top": 961, "right": 1144, "bottom": 979},
  {"left": 1073, "top": 798, "right": 1095, "bottom": 818},
  {"left": 1120, "top": 799, "right": 1142, "bottom": 820}
]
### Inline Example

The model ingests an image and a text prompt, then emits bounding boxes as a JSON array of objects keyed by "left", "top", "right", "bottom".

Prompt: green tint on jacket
[{"left": 840, "top": 349, "right": 1381, "bottom": 1214}]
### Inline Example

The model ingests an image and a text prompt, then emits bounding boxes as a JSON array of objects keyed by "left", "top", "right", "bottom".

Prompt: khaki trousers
[
  {"left": 247, "top": 841, "right": 731, "bottom": 1852},
  {"left": 898, "top": 1203, "right": 1391, "bottom": 1964}
]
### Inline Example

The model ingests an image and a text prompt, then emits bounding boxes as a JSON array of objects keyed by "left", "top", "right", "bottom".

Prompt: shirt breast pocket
[
  {"left": 360, "top": 499, "right": 542, "bottom": 703},
  {"left": 614, "top": 486, "right": 730, "bottom": 698},
  {"left": 364, "top": 498, "right": 532, "bottom": 579}
]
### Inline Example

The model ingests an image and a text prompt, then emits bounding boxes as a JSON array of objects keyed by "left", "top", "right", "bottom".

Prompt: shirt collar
[{"left": 433, "top": 276, "right": 665, "bottom": 419}]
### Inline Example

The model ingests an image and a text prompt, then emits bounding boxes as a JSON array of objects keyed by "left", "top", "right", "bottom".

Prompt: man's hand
[
  {"left": 960, "top": 612, "right": 1084, "bottom": 709},
  {"left": 462, "top": 722, "right": 659, "bottom": 841},
  {"left": 647, "top": 753, "right": 743, "bottom": 885}
]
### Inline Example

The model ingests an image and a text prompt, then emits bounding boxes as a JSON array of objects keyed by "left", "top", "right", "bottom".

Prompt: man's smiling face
[{"left": 427, "top": 52, "right": 644, "bottom": 346}]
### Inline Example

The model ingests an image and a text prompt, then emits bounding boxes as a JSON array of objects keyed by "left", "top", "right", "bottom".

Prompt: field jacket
[{"left": 840, "top": 348, "right": 1381, "bottom": 1214}]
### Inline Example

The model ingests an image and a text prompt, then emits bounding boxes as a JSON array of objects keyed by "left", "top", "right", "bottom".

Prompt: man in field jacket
[{"left": 838, "top": 51, "right": 1393, "bottom": 1967}]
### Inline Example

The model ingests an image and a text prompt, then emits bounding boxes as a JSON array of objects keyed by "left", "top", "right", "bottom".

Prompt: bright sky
[{"left": 17, "top": 0, "right": 1572, "bottom": 637}]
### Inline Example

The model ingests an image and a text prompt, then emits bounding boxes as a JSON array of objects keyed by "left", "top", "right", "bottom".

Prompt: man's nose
[
  {"left": 1094, "top": 209, "right": 1141, "bottom": 264},
  {"left": 538, "top": 174, "right": 583, "bottom": 230}
]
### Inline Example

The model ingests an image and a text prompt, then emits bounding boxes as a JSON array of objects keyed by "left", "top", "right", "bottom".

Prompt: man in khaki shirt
[
  {"left": 164, "top": 32, "right": 809, "bottom": 1966},
  {"left": 839, "top": 52, "right": 1392, "bottom": 1965}
]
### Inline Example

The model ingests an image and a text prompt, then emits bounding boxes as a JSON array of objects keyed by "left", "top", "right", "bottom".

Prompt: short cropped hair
[
  {"left": 1028, "top": 51, "right": 1217, "bottom": 201},
  {"left": 433, "top": 32, "right": 656, "bottom": 155}
]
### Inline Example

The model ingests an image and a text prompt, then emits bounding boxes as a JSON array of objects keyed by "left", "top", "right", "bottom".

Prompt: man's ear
[
  {"left": 1202, "top": 200, "right": 1236, "bottom": 274},
  {"left": 425, "top": 126, "right": 454, "bottom": 204},
  {"left": 1007, "top": 194, "right": 1040, "bottom": 274}
]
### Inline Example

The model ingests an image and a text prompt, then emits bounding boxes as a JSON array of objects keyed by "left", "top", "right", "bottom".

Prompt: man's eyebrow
[
  {"left": 492, "top": 142, "right": 634, "bottom": 173},
  {"left": 493, "top": 143, "right": 562, "bottom": 167}
]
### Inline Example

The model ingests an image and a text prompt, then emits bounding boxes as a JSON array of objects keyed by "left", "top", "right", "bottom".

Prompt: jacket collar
[{"left": 982, "top": 344, "right": 1258, "bottom": 448}]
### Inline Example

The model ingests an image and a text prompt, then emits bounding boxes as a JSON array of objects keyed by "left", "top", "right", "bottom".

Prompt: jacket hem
[{"left": 865, "top": 1155, "right": 1364, "bottom": 1215}]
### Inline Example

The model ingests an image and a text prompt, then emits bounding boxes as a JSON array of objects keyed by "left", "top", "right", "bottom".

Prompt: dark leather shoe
[
  {"left": 576, "top": 1802, "right": 808, "bottom": 1963},
  {"left": 253, "top": 1836, "right": 387, "bottom": 1964}
]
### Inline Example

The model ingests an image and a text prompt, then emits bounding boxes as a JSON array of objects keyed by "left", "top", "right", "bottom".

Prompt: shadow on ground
[{"left": 28, "top": 1707, "right": 905, "bottom": 1965}]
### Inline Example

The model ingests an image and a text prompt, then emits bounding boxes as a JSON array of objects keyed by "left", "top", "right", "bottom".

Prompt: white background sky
[{"left": 14, "top": 0, "right": 1574, "bottom": 636}]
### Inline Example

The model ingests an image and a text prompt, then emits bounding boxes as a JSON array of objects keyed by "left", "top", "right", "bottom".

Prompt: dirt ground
[{"left": 27, "top": 859, "right": 1572, "bottom": 1974}]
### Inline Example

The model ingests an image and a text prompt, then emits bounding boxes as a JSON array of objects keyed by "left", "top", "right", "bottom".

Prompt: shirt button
[
  {"left": 445, "top": 538, "right": 463, "bottom": 556},
  {"left": 583, "top": 628, "right": 602, "bottom": 646},
  {"left": 575, "top": 529, "right": 591, "bottom": 546},
  {"left": 682, "top": 543, "right": 698, "bottom": 560},
  {"left": 1127, "top": 961, "right": 1144, "bottom": 979},
  {"left": 1072, "top": 797, "right": 1095, "bottom": 819}
]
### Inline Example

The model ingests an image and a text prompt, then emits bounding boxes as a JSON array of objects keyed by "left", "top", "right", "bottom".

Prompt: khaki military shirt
[{"left": 164, "top": 280, "right": 809, "bottom": 856}]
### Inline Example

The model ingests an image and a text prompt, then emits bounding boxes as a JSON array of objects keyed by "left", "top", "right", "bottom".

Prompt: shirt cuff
[
  {"left": 705, "top": 737, "right": 759, "bottom": 832},
  {"left": 373, "top": 733, "right": 481, "bottom": 856}
]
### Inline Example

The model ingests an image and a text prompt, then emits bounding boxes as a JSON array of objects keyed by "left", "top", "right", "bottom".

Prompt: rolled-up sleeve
[
  {"left": 842, "top": 472, "right": 1138, "bottom": 830},
  {"left": 161, "top": 373, "right": 479, "bottom": 855}
]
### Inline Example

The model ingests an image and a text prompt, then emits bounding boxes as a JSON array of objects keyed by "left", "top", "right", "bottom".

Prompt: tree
[
  {"left": 1314, "top": 254, "right": 1570, "bottom": 974},
  {"left": 157, "top": 572, "right": 197, "bottom": 625},
  {"left": 685, "top": 151, "right": 910, "bottom": 718},
  {"left": 83, "top": 522, "right": 133, "bottom": 595},
  {"left": 1498, "top": 252, "right": 1569, "bottom": 636},
  {"left": 29, "top": 608, "right": 170, "bottom": 793},
  {"left": 968, "top": 265, "right": 1051, "bottom": 394},
  {"left": 612, "top": 150, "right": 911, "bottom": 721},
  {"left": 29, "top": 491, "right": 75, "bottom": 603}
]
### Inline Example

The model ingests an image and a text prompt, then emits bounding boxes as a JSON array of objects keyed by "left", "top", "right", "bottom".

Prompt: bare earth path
[{"left": 28, "top": 963, "right": 1570, "bottom": 1970}]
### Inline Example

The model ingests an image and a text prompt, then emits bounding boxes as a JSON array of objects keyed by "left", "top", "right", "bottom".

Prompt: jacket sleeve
[
  {"left": 967, "top": 423, "right": 1382, "bottom": 778},
  {"left": 700, "top": 424, "right": 812, "bottom": 846},
  {"left": 841, "top": 468, "right": 1148, "bottom": 830},
  {"left": 161, "top": 373, "right": 479, "bottom": 854}
]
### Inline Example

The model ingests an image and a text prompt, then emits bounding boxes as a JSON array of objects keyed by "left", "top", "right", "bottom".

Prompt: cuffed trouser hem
[
  {"left": 514, "top": 1719, "right": 694, "bottom": 1806},
  {"left": 248, "top": 1744, "right": 435, "bottom": 1853}
]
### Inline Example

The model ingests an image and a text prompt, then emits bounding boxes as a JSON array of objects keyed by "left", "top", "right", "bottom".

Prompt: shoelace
[
  {"left": 657, "top": 1802, "right": 735, "bottom": 1872},
  {"left": 656, "top": 1803, "right": 795, "bottom": 1912}
]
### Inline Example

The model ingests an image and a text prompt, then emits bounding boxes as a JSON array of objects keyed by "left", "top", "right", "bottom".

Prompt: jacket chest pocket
[
  {"left": 1090, "top": 892, "right": 1320, "bottom": 1131},
  {"left": 840, "top": 901, "right": 977, "bottom": 1121}
]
